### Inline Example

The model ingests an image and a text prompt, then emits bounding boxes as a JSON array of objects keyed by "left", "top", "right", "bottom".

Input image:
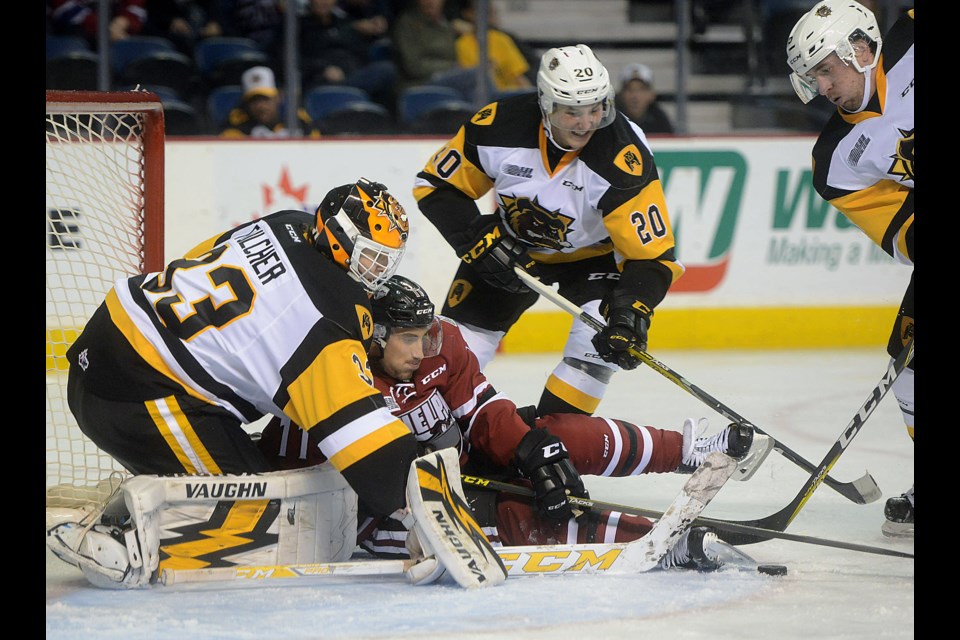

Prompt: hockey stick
[
  {"left": 513, "top": 266, "right": 880, "bottom": 505},
  {"left": 715, "top": 336, "right": 914, "bottom": 545},
  {"left": 161, "top": 453, "right": 737, "bottom": 586},
  {"left": 160, "top": 558, "right": 412, "bottom": 585},
  {"left": 461, "top": 475, "right": 914, "bottom": 559}
]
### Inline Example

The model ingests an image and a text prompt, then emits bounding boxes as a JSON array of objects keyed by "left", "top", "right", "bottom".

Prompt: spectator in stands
[
  {"left": 141, "top": 0, "right": 223, "bottom": 57},
  {"left": 217, "top": 0, "right": 284, "bottom": 63},
  {"left": 337, "top": 0, "right": 393, "bottom": 40},
  {"left": 454, "top": 0, "right": 533, "bottom": 97},
  {"left": 391, "top": 0, "right": 480, "bottom": 103},
  {"left": 48, "top": 0, "right": 147, "bottom": 47},
  {"left": 615, "top": 62, "right": 675, "bottom": 134},
  {"left": 299, "top": 0, "right": 397, "bottom": 110},
  {"left": 219, "top": 65, "right": 320, "bottom": 138}
]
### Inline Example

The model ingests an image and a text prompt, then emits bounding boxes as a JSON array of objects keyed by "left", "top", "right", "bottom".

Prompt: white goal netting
[{"left": 46, "top": 91, "right": 165, "bottom": 514}]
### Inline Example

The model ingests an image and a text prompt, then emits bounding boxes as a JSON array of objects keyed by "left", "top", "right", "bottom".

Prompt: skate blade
[
  {"left": 733, "top": 434, "right": 774, "bottom": 481},
  {"left": 881, "top": 521, "right": 914, "bottom": 538}
]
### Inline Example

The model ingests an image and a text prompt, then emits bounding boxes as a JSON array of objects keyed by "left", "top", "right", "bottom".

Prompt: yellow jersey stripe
[
  {"left": 830, "top": 180, "right": 910, "bottom": 250},
  {"left": 327, "top": 419, "right": 411, "bottom": 470},
  {"left": 105, "top": 289, "right": 214, "bottom": 406},
  {"left": 283, "top": 339, "right": 379, "bottom": 429},
  {"left": 147, "top": 396, "right": 223, "bottom": 474}
]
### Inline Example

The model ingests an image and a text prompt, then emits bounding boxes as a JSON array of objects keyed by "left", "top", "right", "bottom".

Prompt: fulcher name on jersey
[{"left": 234, "top": 223, "right": 287, "bottom": 285}]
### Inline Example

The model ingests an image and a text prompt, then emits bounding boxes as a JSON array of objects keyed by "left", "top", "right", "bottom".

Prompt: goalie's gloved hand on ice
[
  {"left": 514, "top": 428, "right": 589, "bottom": 521},
  {"left": 457, "top": 217, "right": 538, "bottom": 294},
  {"left": 591, "top": 291, "right": 651, "bottom": 371}
]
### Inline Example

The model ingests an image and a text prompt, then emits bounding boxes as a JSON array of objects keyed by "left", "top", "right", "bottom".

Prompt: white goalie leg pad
[
  {"left": 47, "top": 464, "right": 358, "bottom": 589},
  {"left": 403, "top": 448, "right": 507, "bottom": 589},
  {"left": 273, "top": 464, "right": 358, "bottom": 565},
  {"left": 159, "top": 464, "right": 358, "bottom": 569}
]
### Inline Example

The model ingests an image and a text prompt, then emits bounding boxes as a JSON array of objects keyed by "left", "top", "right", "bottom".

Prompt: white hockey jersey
[
  {"left": 413, "top": 92, "right": 684, "bottom": 307},
  {"left": 811, "top": 10, "right": 914, "bottom": 266},
  {"left": 68, "top": 210, "right": 412, "bottom": 505}
]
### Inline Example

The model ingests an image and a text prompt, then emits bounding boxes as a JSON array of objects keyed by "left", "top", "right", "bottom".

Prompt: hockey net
[{"left": 46, "top": 90, "right": 165, "bottom": 519}]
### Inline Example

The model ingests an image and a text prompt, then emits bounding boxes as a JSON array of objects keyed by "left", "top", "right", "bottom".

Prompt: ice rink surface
[{"left": 46, "top": 348, "right": 915, "bottom": 639}]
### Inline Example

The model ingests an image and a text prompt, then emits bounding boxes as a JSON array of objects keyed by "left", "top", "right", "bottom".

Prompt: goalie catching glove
[
  {"left": 591, "top": 291, "right": 652, "bottom": 370},
  {"left": 458, "top": 217, "right": 538, "bottom": 294},
  {"left": 513, "top": 429, "right": 589, "bottom": 521}
]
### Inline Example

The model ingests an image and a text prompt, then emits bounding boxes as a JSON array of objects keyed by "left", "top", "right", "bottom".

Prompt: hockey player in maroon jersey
[{"left": 258, "top": 275, "right": 772, "bottom": 571}]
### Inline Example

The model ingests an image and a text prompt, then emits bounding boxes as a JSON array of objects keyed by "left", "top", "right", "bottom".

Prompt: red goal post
[{"left": 46, "top": 90, "right": 165, "bottom": 518}]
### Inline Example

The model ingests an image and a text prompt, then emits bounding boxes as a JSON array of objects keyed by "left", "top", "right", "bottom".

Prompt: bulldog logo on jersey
[
  {"left": 900, "top": 316, "right": 914, "bottom": 346},
  {"left": 447, "top": 279, "right": 473, "bottom": 308},
  {"left": 356, "top": 305, "right": 374, "bottom": 340},
  {"left": 501, "top": 194, "right": 574, "bottom": 250},
  {"left": 614, "top": 144, "right": 644, "bottom": 176},
  {"left": 889, "top": 128, "right": 914, "bottom": 182}
]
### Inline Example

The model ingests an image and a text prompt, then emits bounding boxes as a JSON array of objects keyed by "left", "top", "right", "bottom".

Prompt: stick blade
[
  {"left": 618, "top": 452, "right": 738, "bottom": 572},
  {"left": 848, "top": 471, "right": 882, "bottom": 504}
]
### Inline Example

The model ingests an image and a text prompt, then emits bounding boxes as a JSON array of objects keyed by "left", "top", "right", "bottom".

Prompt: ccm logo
[
  {"left": 542, "top": 442, "right": 568, "bottom": 458},
  {"left": 421, "top": 364, "right": 447, "bottom": 385},
  {"left": 460, "top": 226, "right": 501, "bottom": 262}
]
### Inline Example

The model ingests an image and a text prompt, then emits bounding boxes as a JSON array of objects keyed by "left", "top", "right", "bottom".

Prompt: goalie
[
  {"left": 47, "top": 179, "right": 505, "bottom": 590},
  {"left": 257, "top": 275, "right": 773, "bottom": 572}
]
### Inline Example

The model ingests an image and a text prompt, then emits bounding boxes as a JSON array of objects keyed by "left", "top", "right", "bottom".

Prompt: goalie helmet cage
[{"left": 46, "top": 90, "right": 165, "bottom": 514}]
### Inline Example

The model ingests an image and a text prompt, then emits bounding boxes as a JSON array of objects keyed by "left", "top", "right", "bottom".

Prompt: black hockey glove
[
  {"left": 591, "top": 291, "right": 652, "bottom": 371},
  {"left": 458, "top": 218, "right": 538, "bottom": 294},
  {"left": 513, "top": 429, "right": 589, "bottom": 521}
]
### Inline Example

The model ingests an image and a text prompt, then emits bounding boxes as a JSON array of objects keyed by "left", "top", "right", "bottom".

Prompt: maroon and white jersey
[
  {"left": 373, "top": 316, "right": 530, "bottom": 468},
  {"left": 259, "top": 315, "right": 683, "bottom": 476},
  {"left": 257, "top": 316, "right": 686, "bottom": 555}
]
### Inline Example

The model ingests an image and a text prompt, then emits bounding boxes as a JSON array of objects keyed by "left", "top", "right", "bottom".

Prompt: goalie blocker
[{"left": 46, "top": 449, "right": 506, "bottom": 590}]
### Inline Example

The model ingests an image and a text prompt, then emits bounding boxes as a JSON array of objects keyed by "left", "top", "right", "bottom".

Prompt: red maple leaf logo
[{"left": 262, "top": 166, "right": 309, "bottom": 209}]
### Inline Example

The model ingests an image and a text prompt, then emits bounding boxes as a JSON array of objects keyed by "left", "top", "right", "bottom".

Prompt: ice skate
[
  {"left": 881, "top": 485, "right": 914, "bottom": 538},
  {"left": 679, "top": 418, "right": 773, "bottom": 480},
  {"left": 658, "top": 526, "right": 723, "bottom": 572}
]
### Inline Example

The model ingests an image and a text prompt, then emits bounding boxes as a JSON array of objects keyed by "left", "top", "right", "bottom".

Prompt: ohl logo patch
[
  {"left": 889, "top": 128, "right": 914, "bottom": 182},
  {"left": 501, "top": 194, "right": 574, "bottom": 250}
]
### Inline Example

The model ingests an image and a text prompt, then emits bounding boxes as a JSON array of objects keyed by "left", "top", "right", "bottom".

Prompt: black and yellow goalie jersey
[
  {"left": 69, "top": 210, "right": 414, "bottom": 512},
  {"left": 413, "top": 92, "right": 684, "bottom": 307}
]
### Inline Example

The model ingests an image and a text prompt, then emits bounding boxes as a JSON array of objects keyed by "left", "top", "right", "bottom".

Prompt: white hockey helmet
[
  {"left": 537, "top": 44, "right": 616, "bottom": 134},
  {"left": 786, "top": 0, "right": 882, "bottom": 103}
]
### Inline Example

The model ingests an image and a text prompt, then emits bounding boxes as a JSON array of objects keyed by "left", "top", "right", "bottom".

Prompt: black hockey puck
[{"left": 757, "top": 564, "right": 788, "bottom": 576}]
